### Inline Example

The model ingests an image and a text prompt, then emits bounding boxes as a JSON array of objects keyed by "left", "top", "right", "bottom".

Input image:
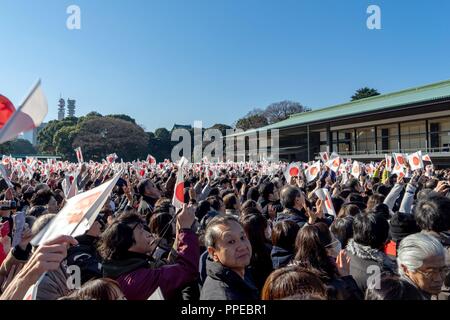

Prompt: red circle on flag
[
  {"left": 333, "top": 159, "right": 340, "bottom": 167},
  {"left": 326, "top": 197, "right": 332, "bottom": 210},
  {"left": 397, "top": 156, "right": 404, "bottom": 165},
  {"left": 289, "top": 167, "right": 299, "bottom": 177},
  {"left": 0, "top": 95, "right": 15, "bottom": 128},
  {"left": 310, "top": 167, "right": 318, "bottom": 176},
  {"left": 175, "top": 182, "right": 184, "bottom": 202},
  {"left": 412, "top": 156, "right": 420, "bottom": 166}
]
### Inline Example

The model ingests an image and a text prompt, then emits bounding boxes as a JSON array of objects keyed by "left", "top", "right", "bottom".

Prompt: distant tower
[
  {"left": 57, "top": 98, "right": 66, "bottom": 120},
  {"left": 67, "top": 99, "right": 76, "bottom": 117}
]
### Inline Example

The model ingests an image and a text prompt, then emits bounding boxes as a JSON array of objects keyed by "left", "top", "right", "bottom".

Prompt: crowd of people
[{"left": 0, "top": 154, "right": 448, "bottom": 300}]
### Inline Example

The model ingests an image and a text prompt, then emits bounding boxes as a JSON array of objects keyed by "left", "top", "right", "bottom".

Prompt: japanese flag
[
  {"left": 351, "top": 161, "right": 361, "bottom": 179},
  {"left": 284, "top": 162, "right": 301, "bottom": 182},
  {"left": 0, "top": 80, "right": 48, "bottom": 144},
  {"left": 319, "top": 152, "right": 329, "bottom": 163},
  {"left": 106, "top": 153, "right": 118, "bottom": 164},
  {"left": 31, "top": 170, "right": 122, "bottom": 246},
  {"left": 304, "top": 161, "right": 321, "bottom": 183},
  {"left": 147, "top": 154, "right": 156, "bottom": 165},
  {"left": 408, "top": 151, "right": 424, "bottom": 171},
  {"left": 2, "top": 155, "right": 11, "bottom": 166},
  {"left": 0, "top": 94, "right": 16, "bottom": 129},
  {"left": 365, "top": 163, "right": 375, "bottom": 177},
  {"left": 25, "top": 156, "right": 34, "bottom": 167},
  {"left": 172, "top": 157, "right": 189, "bottom": 209},
  {"left": 326, "top": 157, "right": 341, "bottom": 173},
  {"left": 392, "top": 163, "right": 406, "bottom": 178},
  {"left": 393, "top": 153, "right": 406, "bottom": 168},
  {"left": 75, "top": 147, "right": 84, "bottom": 163},
  {"left": 315, "top": 188, "right": 336, "bottom": 217},
  {"left": 385, "top": 155, "right": 393, "bottom": 172},
  {"left": 422, "top": 153, "right": 432, "bottom": 163}
]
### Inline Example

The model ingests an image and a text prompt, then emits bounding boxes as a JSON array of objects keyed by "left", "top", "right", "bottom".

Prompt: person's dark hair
[
  {"left": 27, "top": 205, "right": 49, "bottom": 218},
  {"left": 195, "top": 200, "right": 211, "bottom": 221},
  {"left": 353, "top": 212, "right": 390, "bottom": 250},
  {"left": 271, "top": 220, "right": 300, "bottom": 252},
  {"left": 261, "top": 266, "right": 327, "bottom": 300},
  {"left": 61, "top": 278, "right": 123, "bottom": 300},
  {"left": 247, "top": 187, "right": 260, "bottom": 202},
  {"left": 338, "top": 204, "right": 360, "bottom": 218},
  {"left": 332, "top": 197, "right": 344, "bottom": 215},
  {"left": 259, "top": 183, "right": 274, "bottom": 201},
  {"left": 294, "top": 223, "right": 339, "bottom": 279},
  {"left": 149, "top": 212, "right": 174, "bottom": 241},
  {"left": 416, "top": 188, "right": 436, "bottom": 202},
  {"left": 375, "top": 184, "right": 390, "bottom": 197},
  {"left": 240, "top": 214, "right": 270, "bottom": 264},
  {"left": 241, "top": 206, "right": 262, "bottom": 217},
  {"left": 241, "top": 199, "right": 257, "bottom": 210},
  {"left": 330, "top": 216, "right": 354, "bottom": 248},
  {"left": 223, "top": 193, "right": 238, "bottom": 210},
  {"left": 207, "top": 196, "right": 222, "bottom": 211},
  {"left": 414, "top": 194, "right": 450, "bottom": 232},
  {"left": 424, "top": 179, "right": 439, "bottom": 190},
  {"left": 137, "top": 179, "right": 150, "bottom": 196},
  {"left": 30, "top": 189, "right": 54, "bottom": 206},
  {"left": 280, "top": 185, "right": 301, "bottom": 209},
  {"left": 204, "top": 215, "right": 242, "bottom": 249},
  {"left": 97, "top": 212, "right": 145, "bottom": 260},
  {"left": 368, "top": 203, "right": 390, "bottom": 221},
  {"left": 365, "top": 275, "right": 423, "bottom": 300},
  {"left": 366, "top": 193, "right": 386, "bottom": 211}
]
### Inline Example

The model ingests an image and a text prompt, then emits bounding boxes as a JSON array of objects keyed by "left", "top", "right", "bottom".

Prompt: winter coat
[
  {"left": 200, "top": 258, "right": 259, "bottom": 300},
  {"left": 271, "top": 245, "right": 294, "bottom": 269},
  {"left": 102, "top": 229, "right": 199, "bottom": 300},
  {"left": 346, "top": 239, "right": 397, "bottom": 293}
]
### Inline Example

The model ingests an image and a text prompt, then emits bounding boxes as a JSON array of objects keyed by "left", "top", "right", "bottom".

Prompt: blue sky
[{"left": 1, "top": 0, "right": 449, "bottom": 132}]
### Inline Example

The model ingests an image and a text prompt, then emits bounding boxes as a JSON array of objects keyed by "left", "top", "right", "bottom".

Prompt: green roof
[{"left": 232, "top": 78, "right": 450, "bottom": 136}]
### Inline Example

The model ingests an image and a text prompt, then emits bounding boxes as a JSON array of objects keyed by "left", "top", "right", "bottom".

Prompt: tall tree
[
  {"left": 351, "top": 87, "right": 380, "bottom": 101},
  {"left": 263, "top": 100, "right": 309, "bottom": 124},
  {"left": 235, "top": 114, "right": 269, "bottom": 131}
]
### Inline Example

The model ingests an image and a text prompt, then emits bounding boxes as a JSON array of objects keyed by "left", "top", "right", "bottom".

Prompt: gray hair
[
  {"left": 204, "top": 215, "right": 241, "bottom": 248},
  {"left": 397, "top": 233, "right": 446, "bottom": 276}
]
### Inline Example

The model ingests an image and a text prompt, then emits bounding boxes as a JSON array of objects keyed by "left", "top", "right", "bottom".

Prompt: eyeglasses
[{"left": 415, "top": 266, "right": 450, "bottom": 278}]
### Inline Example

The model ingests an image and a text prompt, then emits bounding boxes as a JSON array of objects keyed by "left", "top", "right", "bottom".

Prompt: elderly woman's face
[
  {"left": 406, "top": 255, "right": 447, "bottom": 295},
  {"left": 208, "top": 221, "right": 252, "bottom": 276}
]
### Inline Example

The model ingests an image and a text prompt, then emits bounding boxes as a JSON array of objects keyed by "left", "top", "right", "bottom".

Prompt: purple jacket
[{"left": 103, "top": 229, "right": 199, "bottom": 300}]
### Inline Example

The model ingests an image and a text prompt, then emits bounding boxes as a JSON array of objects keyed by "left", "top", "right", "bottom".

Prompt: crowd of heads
[{"left": 0, "top": 157, "right": 448, "bottom": 300}]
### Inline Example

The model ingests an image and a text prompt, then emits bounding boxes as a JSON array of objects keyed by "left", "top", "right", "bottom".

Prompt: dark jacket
[
  {"left": 271, "top": 246, "right": 294, "bottom": 269},
  {"left": 103, "top": 229, "right": 199, "bottom": 300},
  {"left": 346, "top": 239, "right": 397, "bottom": 293},
  {"left": 275, "top": 208, "right": 308, "bottom": 228},
  {"left": 200, "top": 258, "right": 259, "bottom": 300},
  {"left": 66, "top": 234, "right": 102, "bottom": 284}
]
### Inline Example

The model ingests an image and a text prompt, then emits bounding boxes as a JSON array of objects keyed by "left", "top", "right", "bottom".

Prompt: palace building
[{"left": 233, "top": 79, "right": 450, "bottom": 167}]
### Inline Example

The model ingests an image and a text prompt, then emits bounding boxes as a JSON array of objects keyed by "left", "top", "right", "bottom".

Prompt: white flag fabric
[
  {"left": 325, "top": 157, "right": 341, "bottom": 173},
  {"left": 422, "top": 153, "right": 432, "bottom": 163},
  {"left": 30, "top": 171, "right": 122, "bottom": 246},
  {"left": 385, "top": 155, "right": 393, "bottom": 172},
  {"left": 284, "top": 162, "right": 301, "bottom": 183},
  {"left": 315, "top": 188, "right": 336, "bottom": 217},
  {"left": 0, "top": 163, "right": 14, "bottom": 188},
  {"left": 408, "top": 151, "right": 424, "bottom": 171},
  {"left": 172, "top": 157, "right": 189, "bottom": 208},
  {"left": 351, "top": 161, "right": 361, "bottom": 179},
  {"left": 319, "top": 152, "right": 329, "bottom": 162},
  {"left": 75, "top": 147, "right": 84, "bottom": 163},
  {"left": 304, "top": 161, "right": 321, "bottom": 183},
  {"left": 0, "top": 79, "right": 48, "bottom": 144},
  {"left": 393, "top": 153, "right": 406, "bottom": 168},
  {"left": 146, "top": 154, "right": 156, "bottom": 165},
  {"left": 147, "top": 287, "right": 165, "bottom": 300}
]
